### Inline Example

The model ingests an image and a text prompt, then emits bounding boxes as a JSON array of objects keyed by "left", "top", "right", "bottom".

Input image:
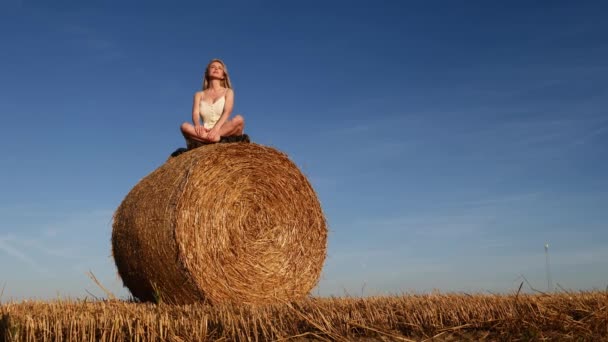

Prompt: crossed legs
[{"left": 180, "top": 115, "right": 245, "bottom": 143}]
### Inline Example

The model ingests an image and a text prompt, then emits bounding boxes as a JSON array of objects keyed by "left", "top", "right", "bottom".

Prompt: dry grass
[
  {"left": 2, "top": 291, "right": 607, "bottom": 341},
  {"left": 113, "top": 143, "right": 327, "bottom": 305}
]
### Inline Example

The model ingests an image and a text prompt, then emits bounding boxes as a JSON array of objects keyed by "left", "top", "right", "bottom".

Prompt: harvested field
[{"left": 1, "top": 291, "right": 607, "bottom": 341}]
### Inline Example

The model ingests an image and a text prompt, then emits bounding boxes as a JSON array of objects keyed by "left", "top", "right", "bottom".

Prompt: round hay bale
[{"left": 112, "top": 143, "right": 327, "bottom": 305}]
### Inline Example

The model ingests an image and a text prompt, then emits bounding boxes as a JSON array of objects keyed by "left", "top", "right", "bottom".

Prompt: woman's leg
[
  {"left": 180, "top": 122, "right": 211, "bottom": 142},
  {"left": 217, "top": 115, "right": 245, "bottom": 137}
]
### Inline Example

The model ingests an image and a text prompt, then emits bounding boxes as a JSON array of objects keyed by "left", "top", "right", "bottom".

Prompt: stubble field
[{"left": 1, "top": 290, "right": 607, "bottom": 341}]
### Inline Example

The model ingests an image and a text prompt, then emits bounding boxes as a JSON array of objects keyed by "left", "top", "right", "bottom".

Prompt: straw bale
[{"left": 112, "top": 143, "right": 327, "bottom": 305}]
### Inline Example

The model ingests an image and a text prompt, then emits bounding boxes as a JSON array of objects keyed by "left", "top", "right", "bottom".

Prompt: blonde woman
[{"left": 180, "top": 59, "right": 246, "bottom": 146}]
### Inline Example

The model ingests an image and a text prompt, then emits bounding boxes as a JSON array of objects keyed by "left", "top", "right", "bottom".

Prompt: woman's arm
[
  {"left": 192, "top": 91, "right": 202, "bottom": 125},
  {"left": 192, "top": 91, "right": 207, "bottom": 137},
  {"left": 214, "top": 89, "right": 234, "bottom": 129},
  {"left": 208, "top": 89, "right": 234, "bottom": 138}
]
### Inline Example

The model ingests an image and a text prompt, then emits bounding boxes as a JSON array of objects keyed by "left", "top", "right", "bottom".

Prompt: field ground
[{"left": 1, "top": 291, "right": 607, "bottom": 341}]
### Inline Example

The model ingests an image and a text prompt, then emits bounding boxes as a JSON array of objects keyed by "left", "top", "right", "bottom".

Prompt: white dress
[{"left": 199, "top": 91, "right": 226, "bottom": 129}]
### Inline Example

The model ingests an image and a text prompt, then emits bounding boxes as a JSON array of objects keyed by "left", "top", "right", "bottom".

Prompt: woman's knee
[
  {"left": 234, "top": 115, "right": 244, "bottom": 126},
  {"left": 180, "top": 122, "right": 191, "bottom": 132}
]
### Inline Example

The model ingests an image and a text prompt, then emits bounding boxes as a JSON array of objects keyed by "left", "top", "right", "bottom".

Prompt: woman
[{"left": 180, "top": 59, "right": 245, "bottom": 145}]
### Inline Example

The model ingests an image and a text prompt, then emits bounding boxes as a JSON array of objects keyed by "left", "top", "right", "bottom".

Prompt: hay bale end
[{"left": 112, "top": 143, "right": 327, "bottom": 305}]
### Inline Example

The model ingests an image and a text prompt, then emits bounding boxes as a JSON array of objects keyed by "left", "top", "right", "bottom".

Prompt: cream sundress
[{"left": 200, "top": 90, "right": 226, "bottom": 129}]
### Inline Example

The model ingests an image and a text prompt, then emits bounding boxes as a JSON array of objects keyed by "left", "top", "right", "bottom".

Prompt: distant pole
[{"left": 545, "top": 243, "right": 553, "bottom": 292}]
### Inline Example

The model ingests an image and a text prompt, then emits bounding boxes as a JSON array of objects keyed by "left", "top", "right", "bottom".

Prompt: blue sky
[{"left": 1, "top": 1, "right": 607, "bottom": 300}]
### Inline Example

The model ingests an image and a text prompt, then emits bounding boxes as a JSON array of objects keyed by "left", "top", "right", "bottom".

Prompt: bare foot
[
  {"left": 199, "top": 133, "right": 219, "bottom": 143},
  {"left": 206, "top": 131, "right": 221, "bottom": 142}
]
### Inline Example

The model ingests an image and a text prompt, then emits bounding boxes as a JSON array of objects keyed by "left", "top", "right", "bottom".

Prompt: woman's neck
[{"left": 208, "top": 79, "right": 224, "bottom": 90}]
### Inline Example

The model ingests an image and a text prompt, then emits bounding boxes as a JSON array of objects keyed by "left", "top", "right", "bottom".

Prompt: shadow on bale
[{"left": 112, "top": 143, "right": 327, "bottom": 305}]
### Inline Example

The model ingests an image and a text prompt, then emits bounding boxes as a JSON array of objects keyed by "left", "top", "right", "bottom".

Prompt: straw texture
[{"left": 112, "top": 143, "right": 327, "bottom": 305}]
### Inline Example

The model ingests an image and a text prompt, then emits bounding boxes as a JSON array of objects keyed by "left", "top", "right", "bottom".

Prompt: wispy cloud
[
  {"left": 573, "top": 121, "right": 608, "bottom": 146},
  {"left": 349, "top": 191, "right": 541, "bottom": 226},
  {"left": 434, "top": 116, "right": 607, "bottom": 172},
  {"left": 448, "top": 63, "right": 608, "bottom": 99},
  {"left": 0, "top": 0, "right": 22, "bottom": 10},
  {"left": 0, "top": 236, "right": 47, "bottom": 274},
  {"left": 352, "top": 213, "right": 493, "bottom": 238},
  {"left": 0, "top": 207, "right": 114, "bottom": 270},
  {"left": 18, "top": 237, "right": 77, "bottom": 259},
  {"left": 60, "top": 24, "right": 125, "bottom": 63},
  {"left": 457, "top": 192, "right": 542, "bottom": 208},
  {"left": 319, "top": 239, "right": 608, "bottom": 296},
  {"left": 508, "top": 117, "right": 606, "bottom": 146},
  {"left": 322, "top": 113, "right": 423, "bottom": 139}
]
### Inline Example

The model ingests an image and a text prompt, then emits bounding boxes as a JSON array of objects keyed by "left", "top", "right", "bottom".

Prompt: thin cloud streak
[
  {"left": 319, "top": 243, "right": 608, "bottom": 296},
  {"left": 60, "top": 23, "right": 125, "bottom": 63},
  {"left": 18, "top": 238, "right": 76, "bottom": 259},
  {"left": 457, "top": 192, "right": 542, "bottom": 207},
  {"left": 0, "top": 237, "right": 47, "bottom": 274}
]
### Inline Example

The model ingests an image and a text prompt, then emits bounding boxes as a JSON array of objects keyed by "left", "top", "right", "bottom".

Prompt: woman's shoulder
[{"left": 194, "top": 90, "right": 204, "bottom": 98}]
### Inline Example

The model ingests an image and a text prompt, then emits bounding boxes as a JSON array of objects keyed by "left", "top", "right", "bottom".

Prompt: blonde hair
[{"left": 202, "top": 59, "right": 233, "bottom": 90}]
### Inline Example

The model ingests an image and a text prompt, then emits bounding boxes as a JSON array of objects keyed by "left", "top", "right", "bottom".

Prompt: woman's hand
[
  {"left": 207, "top": 127, "right": 221, "bottom": 142},
  {"left": 194, "top": 125, "right": 208, "bottom": 138}
]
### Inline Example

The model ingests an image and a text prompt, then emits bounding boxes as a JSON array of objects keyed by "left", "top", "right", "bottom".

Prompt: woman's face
[{"left": 207, "top": 62, "right": 225, "bottom": 80}]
